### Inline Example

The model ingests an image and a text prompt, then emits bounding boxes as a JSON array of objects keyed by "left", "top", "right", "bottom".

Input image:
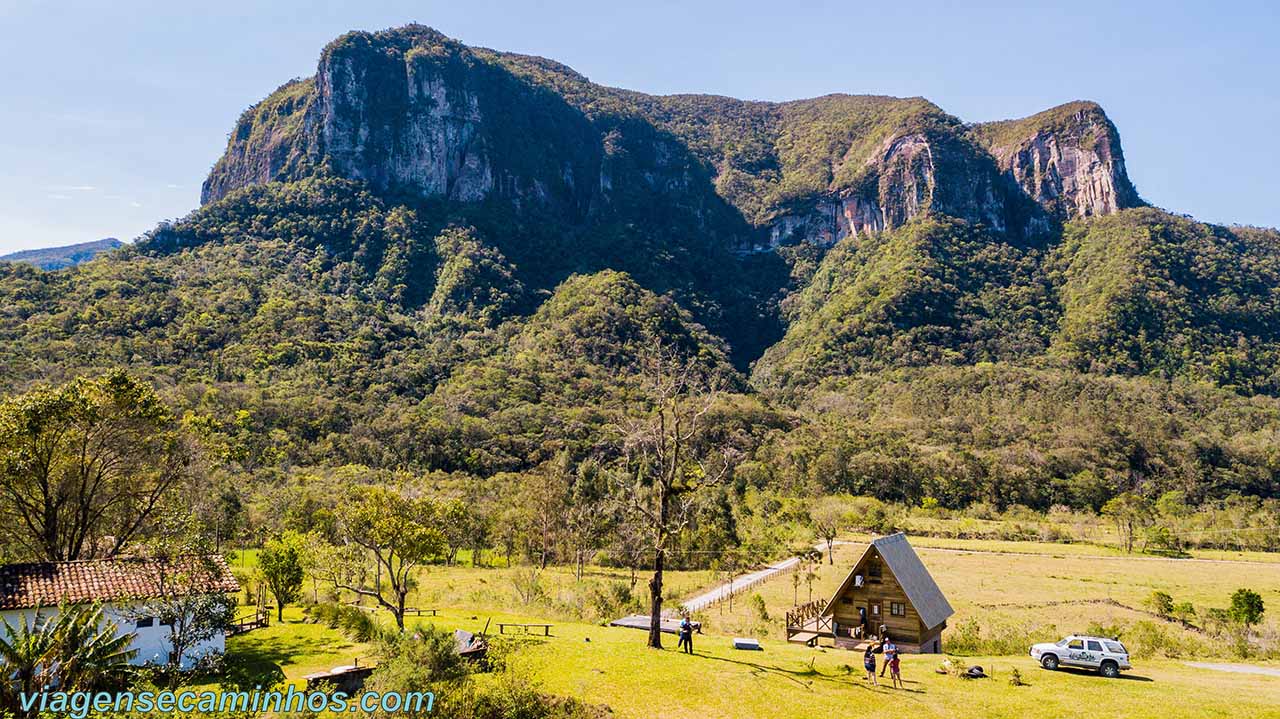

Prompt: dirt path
[
  {"left": 1185, "top": 662, "right": 1280, "bottom": 677},
  {"left": 679, "top": 541, "right": 827, "bottom": 612}
]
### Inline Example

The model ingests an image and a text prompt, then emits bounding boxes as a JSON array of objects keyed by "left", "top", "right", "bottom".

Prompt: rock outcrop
[
  {"left": 970, "top": 101, "right": 1141, "bottom": 221},
  {"left": 201, "top": 26, "right": 1139, "bottom": 254},
  {"left": 762, "top": 127, "right": 1032, "bottom": 250}
]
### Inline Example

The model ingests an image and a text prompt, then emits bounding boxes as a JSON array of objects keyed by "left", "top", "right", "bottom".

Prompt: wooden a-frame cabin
[{"left": 786, "top": 533, "right": 953, "bottom": 653}]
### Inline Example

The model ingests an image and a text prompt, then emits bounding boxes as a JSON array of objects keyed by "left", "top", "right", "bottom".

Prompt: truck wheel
[
  {"left": 1099, "top": 660, "right": 1119, "bottom": 678},
  {"left": 1041, "top": 654, "right": 1059, "bottom": 670}
]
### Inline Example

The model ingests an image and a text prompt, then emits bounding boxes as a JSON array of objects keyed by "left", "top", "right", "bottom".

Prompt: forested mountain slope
[{"left": 2, "top": 24, "right": 1278, "bottom": 510}]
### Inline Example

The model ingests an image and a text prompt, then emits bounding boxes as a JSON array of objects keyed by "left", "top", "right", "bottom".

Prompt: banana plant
[{"left": 0, "top": 603, "right": 137, "bottom": 711}]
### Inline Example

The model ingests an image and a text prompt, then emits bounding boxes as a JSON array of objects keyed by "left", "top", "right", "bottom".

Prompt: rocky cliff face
[
  {"left": 760, "top": 126, "right": 1037, "bottom": 251},
  {"left": 313, "top": 36, "right": 495, "bottom": 203},
  {"left": 970, "top": 102, "right": 1141, "bottom": 222},
  {"left": 201, "top": 27, "right": 1138, "bottom": 254}
]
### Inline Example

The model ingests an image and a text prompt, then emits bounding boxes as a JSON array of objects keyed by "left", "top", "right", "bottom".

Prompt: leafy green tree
[
  {"left": 259, "top": 533, "right": 306, "bottom": 622},
  {"left": 0, "top": 371, "right": 192, "bottom": 561},
  {"left": 1102, "top": 492, "right": 1151, "bottom": 554},
  {"left": 809, "top": 496, "right": 850, "bottom": 564},
  {"left": 565, "top": 458, "right": 614, "bottom": 582},
  {"left": 0, "top": 604, "right": 136, "bottom": 715},
  {"left": 321, "top": 487, "right": 447, "bottom": 630},
  {"left": 1229, "top": 588, "right": 1265, "bottom": 627},
  {"left": 124, "top": 512, "right": 235, "bottom": 672}
]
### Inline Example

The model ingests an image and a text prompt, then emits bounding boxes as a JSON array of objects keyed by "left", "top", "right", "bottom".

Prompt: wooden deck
[
  {"left": 785, "top": 599, "right": 833, "bottom": 645},
  {"left": 609, "top": 614, "right": 702, "bottom": 635},
  {"left": 227, "top": 608, "right": 270, "bottom": 636}
]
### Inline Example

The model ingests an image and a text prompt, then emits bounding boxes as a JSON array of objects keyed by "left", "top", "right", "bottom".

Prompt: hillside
[
  {"left": 1, "top": 24, "right": 1278, "bottom": 510},
  {"left": 0, "top": 237, "right": 122, "bottom": 270}
]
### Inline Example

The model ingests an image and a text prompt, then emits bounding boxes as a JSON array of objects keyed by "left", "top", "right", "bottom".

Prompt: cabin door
[{"left": 869, "top": 601, "right": 883, "bottom": 638}]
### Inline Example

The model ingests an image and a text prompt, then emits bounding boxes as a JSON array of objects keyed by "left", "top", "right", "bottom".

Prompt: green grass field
[
  {"left": 696, "top": 536, "right": 1280, "bottom": 648},
  {"left": 221, "top": 536, "right": 1280, "bottom": 718}
]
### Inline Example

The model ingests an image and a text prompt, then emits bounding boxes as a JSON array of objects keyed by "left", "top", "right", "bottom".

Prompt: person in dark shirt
[{"left": 863, "top": 644, "right": 878, "bottom": 685}]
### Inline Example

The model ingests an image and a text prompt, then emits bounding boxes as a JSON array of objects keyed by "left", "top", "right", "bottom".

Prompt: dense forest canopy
[{"left": 2, "top": 25, "right": 1279, "bottom": 567}]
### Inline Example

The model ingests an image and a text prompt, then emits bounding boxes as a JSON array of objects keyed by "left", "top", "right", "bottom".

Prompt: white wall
[{"left": 0, "top": 602, "right": 225, "bottom": 670}]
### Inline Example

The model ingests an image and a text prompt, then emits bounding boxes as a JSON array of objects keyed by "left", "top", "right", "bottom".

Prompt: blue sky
[{"left": 0, "top": 0, "right": 1276, "bottom": 253}]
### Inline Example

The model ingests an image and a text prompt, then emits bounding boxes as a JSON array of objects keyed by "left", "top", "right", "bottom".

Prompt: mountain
[
  {"left": 0, "top": 238, "right": 123, "bottom": 270},
  {"left": 202, "top": 26, "right": 1139, "bottom": 251},
  {"left": 1, "top": 24, "right": 1277, "bottom": 507}
]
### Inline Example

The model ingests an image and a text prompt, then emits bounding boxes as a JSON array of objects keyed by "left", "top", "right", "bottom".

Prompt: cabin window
[
  {"left": 840, "top": 597, "right": 852, "bottom": 605},
  {"left": 135, "top": 617, "right": 154, "bottom": 629},
  {"left": 890, "top": 602, "right": 905, "bottom": 617},
  {"left": 867, "top": 561, "right": 882, "bottom": 582}
]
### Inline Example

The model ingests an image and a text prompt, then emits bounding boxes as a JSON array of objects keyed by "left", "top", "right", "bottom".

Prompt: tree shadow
[
  {"left": 691, "top": 651, "right": 922, "bottom": 694},
  {"left": 222, "top": 623, "right": 359, "bottom": 689}
]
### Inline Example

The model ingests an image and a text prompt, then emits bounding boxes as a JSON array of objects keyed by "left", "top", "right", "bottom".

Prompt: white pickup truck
[{"left": 1030, "top": 635, "right": 1132, "bottom": 678}]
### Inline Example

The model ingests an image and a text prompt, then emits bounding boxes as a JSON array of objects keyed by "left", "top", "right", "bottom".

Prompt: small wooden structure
[
  {"left": 787, "top": 533, "right": 953, "bottom": 653},
  {"left": 454, "top": 628, "right": 488, "bottom": 661},
  {"left": 303, "top": 662, "right": 375, "bottom": 693},
  {"left": 496, "top": 622, "right": 553, "bottom": 636},
  {"left": 227, "top": 608, "right": 270, "bottom": 636},
  {"left": 609, "top": 614, "right": 702, "bottom": 635}
]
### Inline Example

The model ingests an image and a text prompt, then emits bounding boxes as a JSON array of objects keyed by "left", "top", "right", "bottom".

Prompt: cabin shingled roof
[
  {"left": 823, "top": 532, "right": 954, "bottom": 630},
  {"left": 0, "top": 556, "right": 240, "bottom": 611}
]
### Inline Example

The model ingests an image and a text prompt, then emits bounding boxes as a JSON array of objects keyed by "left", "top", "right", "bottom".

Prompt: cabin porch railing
[
  {"left": 228, "top": 608, "right": 270, "bottom": 636},
  {"left": 785, "top": 599, "right": 832, "bottom": 636}
]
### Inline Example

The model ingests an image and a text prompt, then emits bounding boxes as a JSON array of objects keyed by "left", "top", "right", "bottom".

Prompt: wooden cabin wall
[{"left": 828, "top": 549, "right": 925, "bottom": 644}]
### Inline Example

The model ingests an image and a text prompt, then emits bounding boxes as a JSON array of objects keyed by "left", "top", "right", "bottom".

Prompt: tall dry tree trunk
[
  {"left": 617, "top": 345, "right": 734, "bottom": 650},
  {"left": 647, "top": 484, "right": 670, "bottom": 649}
]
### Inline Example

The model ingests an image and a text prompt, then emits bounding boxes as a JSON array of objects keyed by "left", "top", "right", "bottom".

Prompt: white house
[{"left": 0, "top": 555, "right": 240, "bottom": 669}]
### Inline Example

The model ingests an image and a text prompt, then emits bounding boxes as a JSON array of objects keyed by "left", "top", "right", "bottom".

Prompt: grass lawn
[
  {"left": 217, "top": 604, "right": 1280, "bottom": 719},
  {"left": 220, "top": 606, "right": 372, "bottom": 687},
  {"left": 215, "top": 536, "right": 1280, "bottom": 717},
  {"left": 421, "top": 612, "right": 1280, "bottom": 719}
]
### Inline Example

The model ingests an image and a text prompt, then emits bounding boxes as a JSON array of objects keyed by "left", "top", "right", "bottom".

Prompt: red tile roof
[{"left": 0, "top": 556, "right": 240, "bottom": 610}]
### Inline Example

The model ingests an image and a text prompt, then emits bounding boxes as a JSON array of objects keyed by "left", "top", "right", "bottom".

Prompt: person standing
[
  {"left": 889, "top": 650, "right": 903, "bottom": 689},
  {"left": 880, "top": 635, "right": 897, "bottom": 677},
  {"left": 678, "top": 615, "right": 694, "bottom": 654},
  {"left": 863, "top": 644, "right": 878, "bottom": 686}
]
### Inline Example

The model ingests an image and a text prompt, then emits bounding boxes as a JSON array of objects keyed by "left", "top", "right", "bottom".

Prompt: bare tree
[{"left": 617, "top": 345, "right": 735, "bottom": 649}]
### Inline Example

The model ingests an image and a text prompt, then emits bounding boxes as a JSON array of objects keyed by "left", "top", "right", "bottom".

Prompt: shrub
[
  {"left": 511, "top": 568, "right": 546, "bottom": 605},
  {"left": 586, "top": 581, "right": 636, "bottom": 623},
  {"left": 749, "top": 593, "right": 770, "bottom": 622},
  {"left": 946, "top": 617, "right": 1058, "bottom": 656},
  {"left": 1144, "top": 591, "right": 1174, "bottom": 617},
  {"left": 1229, "top": 588, "right": 1265, "bottom": 627},
  {"left": 305, "top": 602, "right": 389, "bottom": 643},
  {"left": 1171, "top": 601, "right": 1196, "bottom": 625}
]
